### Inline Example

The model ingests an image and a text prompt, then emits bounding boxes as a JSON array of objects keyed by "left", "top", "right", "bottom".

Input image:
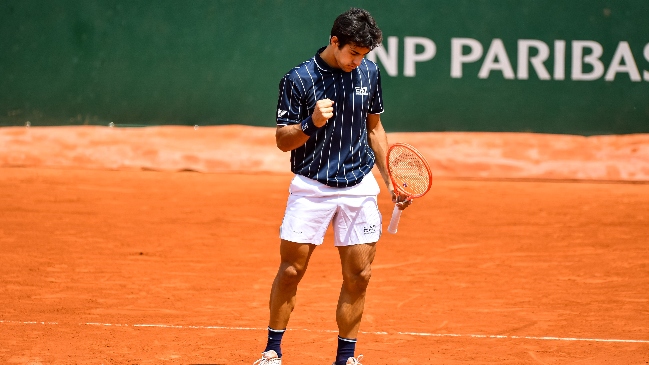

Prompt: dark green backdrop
[{"left": 1, "top": 1, "right": 648, "bottom": 134}]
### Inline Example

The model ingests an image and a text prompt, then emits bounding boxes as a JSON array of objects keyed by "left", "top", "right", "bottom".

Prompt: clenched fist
[{"left": 312, "top": 99, "right": 334, "bottom": 127}]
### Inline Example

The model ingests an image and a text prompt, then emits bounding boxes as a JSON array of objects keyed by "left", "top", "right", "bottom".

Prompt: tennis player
[{"left": 253, "top": 8, "right": 410, "bottom": 365}]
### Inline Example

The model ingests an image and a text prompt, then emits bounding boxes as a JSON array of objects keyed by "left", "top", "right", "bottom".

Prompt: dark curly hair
[{"left": 330, "top": 8, "right": 383, "bottom": 50}]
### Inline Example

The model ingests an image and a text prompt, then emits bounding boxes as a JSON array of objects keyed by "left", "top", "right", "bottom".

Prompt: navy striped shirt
[{"left": 276, "top": 47, "right": 384, "bottom": 188}]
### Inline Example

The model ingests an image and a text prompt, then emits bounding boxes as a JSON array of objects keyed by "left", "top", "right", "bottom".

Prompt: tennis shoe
[
  {"left": 333, "top": 354, "right": 363, "bottom": 365},
  {"left": 253, "top": 350, "right": 281, "bottom": 365}
]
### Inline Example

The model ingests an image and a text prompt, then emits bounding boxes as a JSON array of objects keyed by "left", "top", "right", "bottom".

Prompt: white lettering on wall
[
  {"left": 571, "top": 41, "right": 605, "bottom": 81},
  {"left": 517, "top": 39, "right": 551, "bottom": 80},
  {"left": 645, "top": 43, "right": 649, "bottom": 81},
  {"left": 554, "top": 40, "right": 566, "bottom": 80},
  {"left": 367, "top": 36, "right": 399, "bottom": 76},
  {"left": 403, "top": 37, "right": 436, "bottom": 77},
  {"left": 370, "top": 37, "right": 648, "bottom": 82},
  {"left": 605, "top": 41, "right": 641, "bottom": 81},
  {"left": 451, "top": 38, "right": 483, "bottom": 78},
  {"left": 478, "top": 39, "right": 515, "bottom": 79}
]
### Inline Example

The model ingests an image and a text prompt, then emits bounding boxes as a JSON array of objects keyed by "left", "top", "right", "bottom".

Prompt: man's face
[{"left": 331, "top": 37, "right": 371, "bottom": 72}]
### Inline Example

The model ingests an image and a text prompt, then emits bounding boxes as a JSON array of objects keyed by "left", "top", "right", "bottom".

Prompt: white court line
[
  {"left": 396, "top": 331, "right": 649, "bottom": 343},
  {"left": 1, "top": 320, "right": 647, "bottom": 344}
]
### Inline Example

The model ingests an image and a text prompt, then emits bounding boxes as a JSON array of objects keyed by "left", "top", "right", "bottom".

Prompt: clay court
[{"left": 1, "top": 126, "right": 648, "bottom": 364}]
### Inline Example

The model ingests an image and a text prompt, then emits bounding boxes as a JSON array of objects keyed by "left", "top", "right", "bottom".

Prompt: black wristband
[{"left": 300, "top": 116, "right": 320, "bottom": 136}]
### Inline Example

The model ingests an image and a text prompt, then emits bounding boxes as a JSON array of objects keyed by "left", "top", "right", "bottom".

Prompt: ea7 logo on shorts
[
  {"left": 277, "top": 109, "right": 288, "bottom": 118},
  {"left": 355, "top": 87, "right": 369, "bottom": 96},
  {"left": 363, "top": 225, "right": 377, "bottom": 235}
]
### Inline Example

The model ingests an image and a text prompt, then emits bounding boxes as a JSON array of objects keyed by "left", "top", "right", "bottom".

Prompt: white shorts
[{"left": 279, "top": 174, "right": 382, "bottom": 246}]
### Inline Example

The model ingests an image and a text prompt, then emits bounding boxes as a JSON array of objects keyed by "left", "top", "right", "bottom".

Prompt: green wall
[{"left": 1, "top": 1, "right": 648, "bottom": 134}]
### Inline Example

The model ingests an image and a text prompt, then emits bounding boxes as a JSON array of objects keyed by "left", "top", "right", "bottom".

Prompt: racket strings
[{"left": 388, "top": 148, "right": 431, "bottom": 196}]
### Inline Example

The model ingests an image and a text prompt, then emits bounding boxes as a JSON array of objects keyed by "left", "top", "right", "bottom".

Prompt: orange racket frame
[{"left": 386, "top": 143, "right": 433, "bottom": 234}]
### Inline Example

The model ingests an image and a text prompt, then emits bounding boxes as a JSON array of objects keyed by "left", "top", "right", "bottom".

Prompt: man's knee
[
  {"left": 276, "top": 263, "right": 305, "bottom": 289},
  {"left": 343, "top": 267, "right": 372, "bottom": 293}
]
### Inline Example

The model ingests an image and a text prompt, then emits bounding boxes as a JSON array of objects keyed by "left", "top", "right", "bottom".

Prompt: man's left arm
[
  {"left": 367, "top": 114, "right": 411, "bottom": 209},
  {"left": 367, "top": 114, "right": 391, "bottom": 190}
]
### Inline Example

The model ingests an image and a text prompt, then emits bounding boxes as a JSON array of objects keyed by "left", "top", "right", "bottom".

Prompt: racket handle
[{"left": 387, "top": 204, "right": 403, "bottom": 234}]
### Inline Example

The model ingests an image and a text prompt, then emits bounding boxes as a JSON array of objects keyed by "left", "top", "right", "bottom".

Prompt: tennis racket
[{"left": 386, "top": 143, "right": 433, "bottom": 234}]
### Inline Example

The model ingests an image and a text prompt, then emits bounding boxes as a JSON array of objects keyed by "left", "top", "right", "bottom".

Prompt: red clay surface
[
  {"left": 2, "top": 125, "right": 649, "bottom": 181},
  {"left": 1, "top": 165, "right": 648, "bottom": 364}
]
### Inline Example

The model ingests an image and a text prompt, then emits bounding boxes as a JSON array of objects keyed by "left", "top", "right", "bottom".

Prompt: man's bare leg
[
  {"left": 255, "top": 240, "right": 315, "bottom": 364},
  {"left": 267, "top": 239, "right": 316, "bottom": 338},
  {"left": 334, "top": 242, "right": 376, "bottom": 364}
]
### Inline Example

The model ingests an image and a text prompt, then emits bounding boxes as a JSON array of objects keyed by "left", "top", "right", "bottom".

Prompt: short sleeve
[
  {"left": 368, "top": 68, "right": 384, "bottom": 114},
  {"left": 276, "top": 75, "right": 304, "bottom": 126}
]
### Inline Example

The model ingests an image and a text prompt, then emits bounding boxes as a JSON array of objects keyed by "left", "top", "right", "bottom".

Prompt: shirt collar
[{"left": 314, "top": 46, "right": 344, "bottom": 74}]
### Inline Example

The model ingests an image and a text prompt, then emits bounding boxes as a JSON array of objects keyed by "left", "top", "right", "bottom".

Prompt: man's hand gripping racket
[{"left": 386, "top": 143, "right": 433, "bottom": 234}]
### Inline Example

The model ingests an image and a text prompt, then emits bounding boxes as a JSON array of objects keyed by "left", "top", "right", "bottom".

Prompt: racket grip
[{"left": 387, "top": 204, "right": 403, "bottom": 234}]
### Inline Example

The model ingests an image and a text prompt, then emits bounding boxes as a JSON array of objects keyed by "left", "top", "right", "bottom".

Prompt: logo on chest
[{"left": 355, "top": 87, "right": 369, "bottom": 96}]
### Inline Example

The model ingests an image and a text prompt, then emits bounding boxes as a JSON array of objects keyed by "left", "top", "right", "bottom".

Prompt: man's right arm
[
  {"left": 275, "top": 124, "right": 310, "bottom": 152},
  {"left": 275, "top": 99, "right": 334, "bottom": 152}
]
